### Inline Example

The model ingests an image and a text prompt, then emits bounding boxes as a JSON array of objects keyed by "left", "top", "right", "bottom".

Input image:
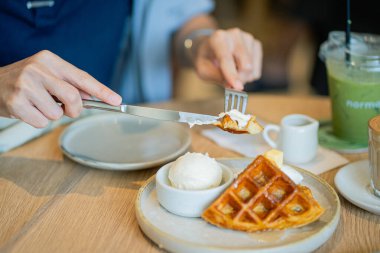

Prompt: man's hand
[
  {"left": 192, "top": 28, "right": 263, "bottom": 90},
  {"left": 0, "top": 50, "right": 122, "bottom": 128}
]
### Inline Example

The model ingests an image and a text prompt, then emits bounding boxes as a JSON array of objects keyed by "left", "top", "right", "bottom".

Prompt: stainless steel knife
[{"left": 82, "top": 99, "right": 219, "bottom": 125}]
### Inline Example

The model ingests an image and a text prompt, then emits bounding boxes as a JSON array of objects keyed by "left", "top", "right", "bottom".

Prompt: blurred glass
[{"left": 320, "top": 31, "right": 380, "bottom": 144}]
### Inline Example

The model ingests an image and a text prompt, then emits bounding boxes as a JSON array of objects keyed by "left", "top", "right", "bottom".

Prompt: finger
[
  {"left": 242, "top": 33, "right": 254, "bottom": 57},
  {"left": 65, "top": 69, "right": 122, "bottom": 105},
  {"left": 242, "top": 33, "right": 255, "bottom": 70},
  {"left": 44, "top": 76, "right": 83, "bottom": 118},
  {"left": 232, "top": 32, "right": 254, "bottom": 83},
  {"left": 27, "top": 87, "right": 64, "bottom": 121},
  {"left": 9, "top": 97, "right": 49, "bottom": 128},
  {"left": 240, "top": 34, "right": 257, "bottom": 82},
  {"left": 195, "top": 58, "right": 225, "bottom": 84},
  {"left": 34, "top": 51, "right": 122, "bottom": 105},
  {"left": 79, "top": 90, "right": 92, "bottom": 100},
  {"left": 220, "top": 57, "right": 243, "bottom": 90},
  {"left": 238, "top": 71, "right": 252, "bottom": 84},
  {"left": 232, "top": 31, "right": 253, "bottom": 73},
  {"left": 251, "top": 39, "right": 263, "bottom": 80},
  {"left": 209, "top": 32, "right": 242, "bottom": 90}
]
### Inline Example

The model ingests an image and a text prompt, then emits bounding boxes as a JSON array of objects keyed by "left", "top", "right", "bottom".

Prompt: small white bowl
[{"left": 156, "top": 161, "right": 234, "bottom": 218}]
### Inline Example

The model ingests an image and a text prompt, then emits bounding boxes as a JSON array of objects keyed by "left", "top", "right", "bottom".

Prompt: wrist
[{"left": 182, "top": 29, "right": 215, "bottom": 67}]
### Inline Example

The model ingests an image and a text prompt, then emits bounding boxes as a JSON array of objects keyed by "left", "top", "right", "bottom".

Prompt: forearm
[{"left": 174, "top": 14, "right": 217, "bottom": 68}]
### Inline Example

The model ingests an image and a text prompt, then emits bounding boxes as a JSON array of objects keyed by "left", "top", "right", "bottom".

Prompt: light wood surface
[{"left": 0, "top": 94, "right": 378, "bottom": 253}]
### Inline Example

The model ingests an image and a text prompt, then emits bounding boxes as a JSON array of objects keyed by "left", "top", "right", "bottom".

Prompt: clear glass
[
  {"left": 369, "top": 116, "right": 380, "bottom": 198},
  {"left": 320, "top": 31, "right": 380, "bottom": 144}
]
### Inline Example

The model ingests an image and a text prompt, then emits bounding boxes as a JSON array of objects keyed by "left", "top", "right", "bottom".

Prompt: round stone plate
[
  {"left": 60, "top": 113, "right": 191, "bottom": 170},
  {"left": 136, "top": 158, "right": 340, "bottom": 253}
]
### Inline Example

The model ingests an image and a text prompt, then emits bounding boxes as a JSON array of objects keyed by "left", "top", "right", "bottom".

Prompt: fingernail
[
  {"left": 245, "top": 63, "right": 252, "bottom": 69},
  {"left": 111, "top": 94, "right": 122, "bottom": 105},
  {"left": 235, "top": 80, "right": 244, "bottom": 90}
]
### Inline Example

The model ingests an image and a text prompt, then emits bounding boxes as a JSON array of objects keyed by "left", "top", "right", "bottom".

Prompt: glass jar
[
  {"left": 369, "top": 115, "right": 380, "bottom": 197},
  {"left": 320, "top": 31, "right": 380, "bottom": 144}
]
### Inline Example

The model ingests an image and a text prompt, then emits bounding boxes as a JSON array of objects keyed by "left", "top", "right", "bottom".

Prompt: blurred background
[{"left": 174, "top": 0, "right": 380, "bottom": 101}]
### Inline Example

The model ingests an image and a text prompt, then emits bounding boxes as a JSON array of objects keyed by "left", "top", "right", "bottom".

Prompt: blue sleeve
[{"left": 118, "top": 0, "right": 215, "bottom": 103}]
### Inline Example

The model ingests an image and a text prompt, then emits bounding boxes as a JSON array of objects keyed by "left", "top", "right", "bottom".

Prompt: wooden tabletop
[{"left": 0, "top": 94, "right": 379, "bottom": 253}]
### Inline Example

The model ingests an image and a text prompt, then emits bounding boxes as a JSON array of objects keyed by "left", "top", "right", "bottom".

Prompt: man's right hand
[{"left": 0, "top": 50, "right": 122, "bottom": 128}]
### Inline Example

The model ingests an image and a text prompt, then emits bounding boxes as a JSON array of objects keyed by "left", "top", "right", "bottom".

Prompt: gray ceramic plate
[
  {"left": 60, "top": 113, "right": 191, "bottom": 170},
  {"left": 136, "top": 158, "right": 340, "bottom": 253}
]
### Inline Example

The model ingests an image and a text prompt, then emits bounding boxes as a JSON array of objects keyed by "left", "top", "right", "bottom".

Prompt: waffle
[
  {"left": 214, "top": 114, "right": 263, "bottom": 134},
  {"left": 202, "top": 156, "right": 324, "bottom": 232}
]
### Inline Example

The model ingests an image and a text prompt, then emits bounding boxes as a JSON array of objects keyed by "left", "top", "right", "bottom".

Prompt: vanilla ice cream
[{"left": 168, "top": 152, "right": 222, "bottom": 190}]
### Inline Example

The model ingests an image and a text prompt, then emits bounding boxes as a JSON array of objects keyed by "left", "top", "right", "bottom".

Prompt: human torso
[{"left": 0, "top": 0, "right": 130, "bottom": 84}]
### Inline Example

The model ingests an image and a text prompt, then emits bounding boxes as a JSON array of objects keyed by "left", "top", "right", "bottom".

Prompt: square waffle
[{"left": 202, "top": 156, "right": 324, "bottom": 232}]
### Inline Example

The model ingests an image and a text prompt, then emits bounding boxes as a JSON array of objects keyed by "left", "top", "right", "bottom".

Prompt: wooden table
[{"left": 0, "top": 94, "right": 378, "bottom": 253}]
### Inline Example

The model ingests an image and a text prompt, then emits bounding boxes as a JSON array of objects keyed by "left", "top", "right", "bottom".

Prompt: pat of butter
[
  {"left": 263, "top": 149, "right": 283, "bottom": 168},
  {"left": 263, "top": 149, "right": 303, "bottom": 184}
]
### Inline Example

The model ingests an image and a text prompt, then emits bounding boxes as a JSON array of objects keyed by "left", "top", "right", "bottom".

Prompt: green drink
[{"left": 320, "top": 32, "right": 380, "bottom": 144}]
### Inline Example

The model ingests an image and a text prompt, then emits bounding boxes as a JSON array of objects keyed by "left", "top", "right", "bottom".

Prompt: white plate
[
  {"left": 335, "top": 160, "right": 380, "bottom": 215},
  {"left": 136, "top": 158, "right": 340, "bottom": 253},
  {"left": 60, "top": 113, "right": 191, "bottom": 170}
]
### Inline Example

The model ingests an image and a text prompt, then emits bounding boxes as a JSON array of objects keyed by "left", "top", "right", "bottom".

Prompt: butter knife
[{"left": 82, "top": 99, "right": 219, "bottom": 125}]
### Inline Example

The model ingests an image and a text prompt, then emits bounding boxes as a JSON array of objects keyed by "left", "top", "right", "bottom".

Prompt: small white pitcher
[{"left": 263, "top": 114, "right": 319, "bottom": 164}]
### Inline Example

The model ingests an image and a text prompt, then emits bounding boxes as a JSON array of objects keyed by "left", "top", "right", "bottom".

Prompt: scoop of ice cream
[{"left": 168, "top": 152, "right": 222, "bottom": 190}]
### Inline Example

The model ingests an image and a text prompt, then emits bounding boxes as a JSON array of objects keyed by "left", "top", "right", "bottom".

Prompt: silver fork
[{"left": 224, "top": 88, "right": 248, "bottom": 113}]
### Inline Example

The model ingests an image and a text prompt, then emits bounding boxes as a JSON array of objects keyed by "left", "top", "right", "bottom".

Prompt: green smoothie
[{"left": 327, "top": 60, "right": 380, "bottom": 144}]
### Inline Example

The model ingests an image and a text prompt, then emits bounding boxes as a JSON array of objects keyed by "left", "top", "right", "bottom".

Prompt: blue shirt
[
  {"left": 0, "top": 0, "right": 214, "bottom": 104},
  {"left": 0, "top": 0, "right": 130, "bottom": 85},
  {"left": 116, "top": 0, "right": 214, "bottom": 103}
]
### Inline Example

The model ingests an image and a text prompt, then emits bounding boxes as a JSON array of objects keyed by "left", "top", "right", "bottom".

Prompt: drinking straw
[{"left": 345, "top": 0, "right": 351, "bottom": 64}]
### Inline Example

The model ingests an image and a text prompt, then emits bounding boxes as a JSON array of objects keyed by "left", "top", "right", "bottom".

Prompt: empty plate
[{"left": 60, "top": 112, "right": 191, "bottom": 170}]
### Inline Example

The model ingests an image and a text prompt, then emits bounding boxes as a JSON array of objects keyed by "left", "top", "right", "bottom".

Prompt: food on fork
[
  {"left": 202, "top": 155, "right": 324, "bottom": 232},
  {"left": 214, "top": 109, "right": 263, "bottom": 134},
  {"left": 168, "top": 152, "right": 222, "bottom": 190}
]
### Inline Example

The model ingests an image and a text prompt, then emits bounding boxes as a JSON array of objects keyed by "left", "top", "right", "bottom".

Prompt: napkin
[
  {"left": 0, "top": 117, "right": 72, "bottom": 153},
  {"left": 202, "top": 128, "right": 349, "bottom": 175},
  {"left": 0, "top": 118, "right": 18, "bottom": 130},
  {"left": 0, "top": 110, "right": 98, "bottom": 154}
]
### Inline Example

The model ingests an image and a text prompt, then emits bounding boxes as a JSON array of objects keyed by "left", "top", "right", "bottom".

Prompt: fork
[{"left": 224, "top": 88, "right": 248, "bottom": 114}]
